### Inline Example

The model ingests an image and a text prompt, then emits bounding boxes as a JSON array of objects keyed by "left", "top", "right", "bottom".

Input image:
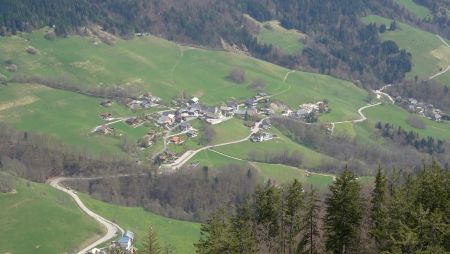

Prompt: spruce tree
[
  {"left": 324, "top": 168, "right": 363, "bottom": 254},
  {"left": 370, "top": 166, "right": 388, "bottom": 251},
  {"left": 140, "top": 227, "right": 162, "bottom": 254},
  {"left": 195, "top": 208, "right": 232, "bottom": 254},
  {"left": 229, "top": 201, "right": 259, "bottom": 254},
  {"left": 297, "top": 186, "right": 321, "bottom": 254},
  {"left": 254, "top": 184, "right": 282, "bottom": 253},
  {"left": 283, "top": 179, "right": 305, "bottom": 254}
]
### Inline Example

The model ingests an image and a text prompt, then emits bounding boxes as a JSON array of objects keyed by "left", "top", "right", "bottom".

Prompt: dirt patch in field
[
  {"left": 194, "top": 89, "right": 204, "bottom": 97},
  {"left": 0, "top": 96, "right": 38, "bottom": 112},
  {"left": 430, "top": 45, "right": 450, "bottom": 68},
  {"left": 71, "top": 60, "right": 107, "bottom": 74}
]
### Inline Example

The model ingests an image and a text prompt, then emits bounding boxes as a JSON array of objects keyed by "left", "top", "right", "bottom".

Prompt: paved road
[
  {"left": 162, "top": 117, "right": 268, "bottom": 171},
  {"left": 330, "top": 102, "right": 382, "bottom": 134},
  {"left": 48, "top": 177, "right": 125, "bottom": 254}
]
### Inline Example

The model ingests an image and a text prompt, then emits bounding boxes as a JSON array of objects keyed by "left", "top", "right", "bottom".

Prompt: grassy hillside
[
  {"left": 0, "top": 176, "right": 101, "bottom": 254},
  {"left": 0, "top": 83, "right": 149, "bottom": 154},
  {"left": 362, "top": 15, "right": 450, "bottom": 86},
  {"left": 212, "top": 127, "right": 335, "bottom": 168},
  {"left": 79, "top": 193, "right": 201, "bottom": 254},
  {"left": 0, "top": 29, "right": 367, "bottom": 118},
  {"left": 393, "top": 0, "right": 432, "bottom": 19},
  {"left": 244, "top": 15, "right": 305, "bottom": 55}
]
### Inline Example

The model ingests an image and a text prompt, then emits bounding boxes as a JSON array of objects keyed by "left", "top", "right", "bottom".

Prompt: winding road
[{"left": 48, "top": 177, "right": 125, "bottom": 254}]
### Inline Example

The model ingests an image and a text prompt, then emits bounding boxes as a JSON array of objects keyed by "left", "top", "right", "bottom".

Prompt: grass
[
  {"left": 251, "top": 162, "right": 334, "bottom": 187},
  {"left": 210, "top": 118, "right": 250, "bottom": 145},
  {"left": 393, "top": 0, "right": 432, "bottom": 19},
  {"left": 362, "top": 15, "right": 450, "bottom": 86},
  {"left": 0, "top": 176, "right": 101, "bottom": 254},
  {"left": 274, "top": 71, "right": 369, "bottom": 122},
  {"left": 78, "top": 193, "right": 201, "bottom": 254},
  {"left": 213, "top": 127, "right": 335, "bottom": 169},
  {"left": 0, "top": 83, "right": 152, "bottom": 155},
  {"left": 244, "top": 15, "right": 305, "bottom": 55},
  {"left": 363, "top": 104, "right": 450, "bottom": 139}
]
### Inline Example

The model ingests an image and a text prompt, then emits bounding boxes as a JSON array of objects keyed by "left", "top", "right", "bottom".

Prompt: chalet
[
  {"left": 189, "top": 97, "right": 200, "bottom": 105},
  {"left": 180, "top": 122, "right": 192, "bottom": 131},
  {"left": 205, "top": 107, "right": 223, "bottom": 120},
  {"left": 188, "top": 104, "right": 202, "bottom": 116},
  {"left": 100, "top": 100, "right": 113, "bottom": 107},
  {"left": 245, "top": 98, "right": 258, "bottom": 108},
  {"left": 227, "top": 102, "right": 239, "bottom": 111},
  {"left": 261, "top": 119, "right": 271, "bottom": 130},
  {"left": 100, "top": 112, "right": 113, "bottom": 121},
  {"left": 246, "top": 107, "right": 258, "bottom": 117},
  {"left": 296, "top": 109, "right": 309, "bottom": 119},
  {"left": 95, "top": 125, "right": 113, "bottom": 135},
  {"left": 116, "top": 230, "right": 135, "bottom": 252},
  {"left": 157, "top": 114, "right": 174, "bottom": 126},
  {"left": 260, "top": 107, "right": 274, "bottom": 115},
  {"left": 138, "top": 135, "right": 154, "bottom": 148},
  {"left": 127, "top": 100, "right": 143, "bottom": 110},
  {"left": 169, "top": 135, "right": 184, "bottom": 144},
  {"left": 220, "top": 105, "right": 235, "bottom": 116},
  {"left": 187, "top": 129, "right": 198, "bottom": 138},
  {"left": 281, "top": 109, "right": 292, "bottom": 116},
  {"left": 126, "top": 117, "right": 140, "bottom": 126},
  {"left": 250, "top": 132, "right": 273, "bottom": 142}
]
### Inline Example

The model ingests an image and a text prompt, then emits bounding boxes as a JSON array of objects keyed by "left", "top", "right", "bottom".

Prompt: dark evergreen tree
[
  {"left": 370, "top": 167, "right": 389, "bottom": 252},
  {"left": 297, "top": 186, "right": 321, "bottom": 254},
  {"left": 324, "top": 168, "right": 363, "bottom": 254}
]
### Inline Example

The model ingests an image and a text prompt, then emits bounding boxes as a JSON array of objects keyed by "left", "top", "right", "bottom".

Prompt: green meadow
[
  {"left": 0, "top": 83, "right": 150, "bottom": 154},
  {"left": 79, "top": 193, "right": 201, "bottom": 254},
  {"left": 0, "top": 176, "right": 101, "bottom": 254},
  {"left": 393, "top": 0, "right": 432, "bottom": 19},
  {"left": 274, "top": 71, "right": 369, "bottom": 122},
  {"left": 362, "top": 15, "right": 450, "bottom": 86},
  {"left": 244, "top": 15, "right": 305, "bottom": 55},
  {"left": 213, "top": 127, "right": 336, "bottom": 169}
]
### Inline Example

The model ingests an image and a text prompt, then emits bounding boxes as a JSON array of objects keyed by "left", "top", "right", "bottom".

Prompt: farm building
[
  {"left": 250, "top": 132, "right": 273, "bottom": 142},
  {"left": 95, "top": 125, "right": 113, "bottom": 135}
]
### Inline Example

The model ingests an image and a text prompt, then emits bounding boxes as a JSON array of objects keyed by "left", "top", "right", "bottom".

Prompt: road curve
[
  {"left": 330, "top": 102, "right": 382, "bottom": 134},
  {"left": 48, "top": 177, "right": 124, "bottom": 254}
]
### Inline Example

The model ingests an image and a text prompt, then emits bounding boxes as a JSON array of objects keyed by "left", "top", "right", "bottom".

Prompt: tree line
[
  {"left": 195, "top": 162, "right": 450, "bottom": 254},
  {"left": 375, "top": 122, "right": 446, "bottom": 155}
]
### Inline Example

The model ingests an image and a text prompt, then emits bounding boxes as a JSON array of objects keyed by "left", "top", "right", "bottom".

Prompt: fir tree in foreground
[
  {"left": 324, "top": 168, "right": 362, "bottom": 254},
  {"left": 140, "top": 227, "right": 161, "bottom": 254}
]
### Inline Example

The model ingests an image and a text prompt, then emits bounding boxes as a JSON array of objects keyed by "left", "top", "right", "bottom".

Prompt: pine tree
[
  {"left": 195, "top": 208, "right": 232, "bottom": 254},
  {"left": 283, "top": 179, "right": 305, "bottom": 254},
  {"left": 140, "top": 227, "right": 161, "bottom": 254},
  {"left": 324, "top": 168, "right": 363, "bottom": 254},
  {"left": 297, "top": 186, "right": 321, "bottom": 254},
  {"left": 370, "top": 166, "right": 388, "bottom": 251}
]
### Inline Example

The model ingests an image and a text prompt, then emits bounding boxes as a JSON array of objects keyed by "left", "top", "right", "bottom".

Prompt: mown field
[
  {"left": 79, "top": 193, "right": 201, "bottom": 254},
  {"left": 209, "top": 127, "right": 336, "bottom": 169},
  {"left": 393, "top": 0, "right": 432, "bottom": 19},
  {"left": 244, "top": 15, "right": 305, "bottom": 55},
  {"left": 362, "top": 15, "right": 450, "bottom": 86},
  {"left": 0, "top": 28, "right": 367, "bottom": 119},
  {"left": 0, "top": 176, "right": 101, "bottom": 254},
  {"left": 0, "top": 83, "right": 152, "bottom": 155}
]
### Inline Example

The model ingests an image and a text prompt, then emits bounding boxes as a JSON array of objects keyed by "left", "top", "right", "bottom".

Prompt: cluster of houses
[
  {"left": 396, "top": 97, "right": 444, "bottom": 122},
  {"left": 126, "top": 93, "right": 162, "bottom": 110},
  {"left": 294, "top": 101, "right": 329, "bottom": 121}
]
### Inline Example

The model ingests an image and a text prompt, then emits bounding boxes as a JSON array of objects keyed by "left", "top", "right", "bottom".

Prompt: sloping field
[
  {"left": 362, "top": 15, "right": 450, "bottom": 86},
  {"left": 0, "top": 29, "right": 366, "bottom": 119},
  {"left": 79, "top": 193, "right": 201, "bottom": 254},
  {"left": 0, "top": 176, "right": 101, "bottom": 254},
  {"left": 393, "top": 0, "right": 432, "bottom": 19},
  {"left": 244, "top": 15, "right": 305, "bottom": 55},
  {"left": 0, "top": 83, "right": 147, "bottom": 154}
]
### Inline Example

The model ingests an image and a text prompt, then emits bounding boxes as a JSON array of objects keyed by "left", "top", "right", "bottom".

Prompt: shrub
[
  {"left": 228, "top": 67, "right": 246, "bottom": 84},
  {"left": 408, "top": 115, "right": 426, "bottom": 129}
]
